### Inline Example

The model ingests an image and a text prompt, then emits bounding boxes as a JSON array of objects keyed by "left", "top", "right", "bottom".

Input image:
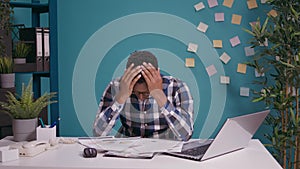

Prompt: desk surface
[{"left": 0, "top": 139, "right": 282, "bottom": 169}]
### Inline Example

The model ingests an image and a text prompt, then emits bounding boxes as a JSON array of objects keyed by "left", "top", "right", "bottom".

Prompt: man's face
[{"left": 132, "top": 82, "right": 149, "bottom": 101}]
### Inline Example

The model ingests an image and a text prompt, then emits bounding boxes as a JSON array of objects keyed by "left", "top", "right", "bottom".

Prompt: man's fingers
[{"left": 123, "top": 65, "right": 142, "bottom": 82}]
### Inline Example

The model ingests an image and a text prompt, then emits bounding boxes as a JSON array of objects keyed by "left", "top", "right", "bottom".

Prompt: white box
[
  {"left": 36, "top": 125, "right": 56, "bottom": 142},
  {"left": 0, "top": 146, "right": 19, "bottom": 162}
]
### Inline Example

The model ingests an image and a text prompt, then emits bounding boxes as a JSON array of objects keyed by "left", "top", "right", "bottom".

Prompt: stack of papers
[{"left": 78, "top": 137, "right": 183, "bottom": 159}]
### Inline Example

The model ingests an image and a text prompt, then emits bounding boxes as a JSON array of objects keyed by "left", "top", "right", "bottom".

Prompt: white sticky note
[
  {"left": 230, "top": 36, "right": 241, "bottom": 47},
  {"left": 208, "top": 0, "right": 218, "bottom": 8},
  {"left": 261, "top": 0, "right": 267, "bottom": 3},
  {"left": 220, "top": 76, "right": 230, "bottom": 84},
  {"left": 197, "top": 22, "right": 209, "bottom": 33},
  {"left": 244, "top": 46, "right": 255, "bottom": 56},
  {"left": 255, "top": 68, "right": 265, "bottom": 77},
  {"left": 194, "top": 2, "right": 205, "bottom": 11},
  {"left": 220, "top": 52, "right": 231, "bottom": 64},
  {"left": 187, "top": 43, "right": 198, "bottom": 53},
  {"left": 206, "top": 64, "right": 217, "bottom": 77},
  {"left": 215, "top": 13, "right": 225, "bottom": 22},
  {"left": 240, "top": 87, "right": 250, "bottom": 97}
]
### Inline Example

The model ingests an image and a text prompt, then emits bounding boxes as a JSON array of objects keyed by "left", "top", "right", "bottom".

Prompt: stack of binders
[{"left": 19, "top": 27, "right": 50, "bottom": 72}]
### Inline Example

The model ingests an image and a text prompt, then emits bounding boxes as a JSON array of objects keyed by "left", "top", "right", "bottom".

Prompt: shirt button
[{"left": 144, "top": 124, "right": 148, "bottom": 127}]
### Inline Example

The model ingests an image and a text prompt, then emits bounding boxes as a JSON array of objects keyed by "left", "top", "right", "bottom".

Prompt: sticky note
[
  {"left": 185, "top": 58, "right": 195, "bottom": 67},
  {"left": 220, "top": 76, "right": 230, "bottom": 84},
  {"left": 206, "top": 64, "right": 217, "bottom": 77},
  {"left": 213, "top": 40, "right": 223, "bottom": 48},
  {"left": 223, "top": 0, "right": 234, "bottom": 8},
  {"left": 261, "top": 0, "right": 267, "bottom": 3},
  {"left": 215, "top": 13, "right": 225, "bottom": 22},
  {"left": 194, "top": 2, "right": 205, "bottom": 11},
  {"left": 208, "top": 0, "right": 218, "bottom": 8},
  {"left": 244, "top": 46, "right": 255, "bottom": 56},
  {"left": 240, "top": 87, "right": 250, "bottom": 97},
  {"left": 247, "top": 0, "right": 258, "bottom": 9},
  {"left": 220, "top": 52, "right": 231, "bottom": 64},
  {"left": 230, "top": 36, "right": 241, "bottom": 47},
  {"left": 268, "top": 10, "right": 278, "bottom": 17},
  {"left": 197, "top": 22, "right": 209, "bottom": 33},
  {"left": 255, "top": 68, "right": 265, "bottom": 77},
  {"left": 187, "top": 43, "right": 198, "bottom": 53},
  {"left": 231, "top": 14, "right": 242, "bottom": 25},
  {"left": 237, "top": 63, "right": 247, "bottom": 74}
]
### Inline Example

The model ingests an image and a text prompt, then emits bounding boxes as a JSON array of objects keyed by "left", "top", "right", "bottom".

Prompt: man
[{"left": 93, "top": 51, "right": 194, "bottom": 141}]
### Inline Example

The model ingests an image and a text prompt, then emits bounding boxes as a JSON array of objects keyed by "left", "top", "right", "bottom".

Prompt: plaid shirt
[{"left": 93, "top": 75, "right": 194, "bottom": 141}]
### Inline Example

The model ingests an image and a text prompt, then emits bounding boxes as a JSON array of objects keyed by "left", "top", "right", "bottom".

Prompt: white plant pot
[
  {"left": 12, "top": 118, "right": 38, "bottom": 142},
  {"left": 14, "top": 58, "right": 26, "bottom": 64},
  {"left": 0, "top": 73, "right": 15, "bottom": 88}
]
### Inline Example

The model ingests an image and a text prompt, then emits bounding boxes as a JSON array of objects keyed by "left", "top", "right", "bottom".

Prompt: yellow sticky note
[
  {"left": 247, "top": 0, "right": 258, "bottom": 9},
  {"left": 223, "top": 0, "right": 234, "bottom": 8},
  {"left": 213, "top": 40, "right": 223, "bottom": 48},
  {"left": 237, "top": 63, "right": 247, "bottom": 74},
  {"left": 231, "top": 14, "right": 242, "bottom": 25},
  {"left": 268, "top": 9, "right": 278, "bottom": 17},
  {"left": 185, "top": 58, "right": 195, "bottom": 67}
]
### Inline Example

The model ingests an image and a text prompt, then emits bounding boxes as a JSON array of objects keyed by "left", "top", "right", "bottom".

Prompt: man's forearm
[{"left": 150, "top": 89, "right": 167, "bottom": 108}]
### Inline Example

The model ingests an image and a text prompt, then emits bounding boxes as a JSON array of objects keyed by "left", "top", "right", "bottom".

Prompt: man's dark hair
[{"left": 126, "top": 51, "right": 158, "bottom": 69}]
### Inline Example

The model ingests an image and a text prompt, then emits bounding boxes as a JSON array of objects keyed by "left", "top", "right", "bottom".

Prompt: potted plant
[
  {"left": 0, "top": 56, "right": 15, "bottom": 88},
  {"left": 0, "top": 79, "right": 57, "bottom": 141},
  {"left": 244, "top": 0, "right": 299, "bottom": 169},
  {"left": 13, "top": 41, "right": 31, "bottom": 64}
]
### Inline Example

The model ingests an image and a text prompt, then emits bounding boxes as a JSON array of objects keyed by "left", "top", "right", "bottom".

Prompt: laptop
[{"left": 165, "top": 109, "right": 270, "bottom": 161}]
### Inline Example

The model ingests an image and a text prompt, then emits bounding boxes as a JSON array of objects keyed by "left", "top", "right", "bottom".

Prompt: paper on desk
[
  {"left": 132, "top": 138, "right": 183, "bottom": 153},
  {"left": 79, "top": 137, "right": 139, "bottom": 152},
  {"left": 78, "top": 137, "right": 183, "bottom": 153}
]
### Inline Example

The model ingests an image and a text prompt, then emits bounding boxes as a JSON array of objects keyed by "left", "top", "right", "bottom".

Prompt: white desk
[{"left": 0, "top": 139, "right": 282, "bottom": 169}]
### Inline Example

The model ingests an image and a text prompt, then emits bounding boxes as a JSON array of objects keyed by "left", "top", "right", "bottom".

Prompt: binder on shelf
[
  {"left": 19, "top": 27, "right": 44, "bottom": 72},
  {"left": 43, "top": 28, "right": 50, "bottom": 72}
]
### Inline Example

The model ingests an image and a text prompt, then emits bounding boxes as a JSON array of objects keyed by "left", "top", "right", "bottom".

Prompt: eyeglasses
[{"left": 132, "top": 91, "right": 150, "bottom": 98}]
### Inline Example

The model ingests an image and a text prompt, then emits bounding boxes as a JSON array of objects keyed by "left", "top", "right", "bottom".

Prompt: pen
[
  {"left": 49, "top": 117, "right": 60, "bottom": 128},
  {"left": 49, "top": 121, "right": 56, "bottom": 128},
  {"left": 39, "top": 118, "right": 45, "bottom": 128}
]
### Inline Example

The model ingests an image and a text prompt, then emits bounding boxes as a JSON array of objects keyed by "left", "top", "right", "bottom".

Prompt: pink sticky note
[
  {"left": 215, "top": 13, "right": 225, "bottom": 22},
  {"left": 208, "top": 0, "right": 218, "bottom": 8},
  {"left": 230, "top": 36, "right": 241, "bottom": 47},
  {"left": 206, "top": 64, "right": 217, "bottom": 77}
]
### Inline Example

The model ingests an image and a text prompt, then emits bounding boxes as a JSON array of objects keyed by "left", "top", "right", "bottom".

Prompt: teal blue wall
[
  {"left": 13, "top": 0, "right": 272, "bottom": 140},
  {"left": 56, "top": 0, "right": 270, "bottom": 139}
]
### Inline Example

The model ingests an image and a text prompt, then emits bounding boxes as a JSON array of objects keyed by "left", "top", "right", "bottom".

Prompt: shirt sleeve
[
  {"left": 160, "top": 81, "right": 194, "bottom": 141},
  {"left": 93, "top": 81, "right": 124, "bottom": 137}
]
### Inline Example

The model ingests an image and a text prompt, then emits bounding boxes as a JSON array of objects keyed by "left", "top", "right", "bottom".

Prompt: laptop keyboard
[{"left": 180, "top": 143, "right": 211, "bottom": 156}]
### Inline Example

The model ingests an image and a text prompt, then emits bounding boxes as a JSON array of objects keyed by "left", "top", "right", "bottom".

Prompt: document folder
[
  {"left": 43, "top": 28, "right": 50, "bottom": 72},
  {"left": 19, "top": 27, "right": 44, "bottom": 72}
]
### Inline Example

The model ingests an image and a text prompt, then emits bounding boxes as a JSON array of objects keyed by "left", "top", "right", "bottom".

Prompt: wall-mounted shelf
[{"left": 9, "top": 2, "right": 49, "bottom": 13}]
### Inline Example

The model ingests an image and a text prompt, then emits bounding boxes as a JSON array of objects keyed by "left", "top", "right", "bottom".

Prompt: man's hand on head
[
  {"left": 116, "top": 64, "right": 142, "bottom": 104},
  {"left": 141, "top": 62, "right": 167, "bottom": 107}
]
